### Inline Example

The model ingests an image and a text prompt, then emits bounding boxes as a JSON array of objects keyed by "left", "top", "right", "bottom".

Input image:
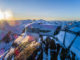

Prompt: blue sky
[{"left": 0, "top": 0, "right": 80, "bottom": 20}]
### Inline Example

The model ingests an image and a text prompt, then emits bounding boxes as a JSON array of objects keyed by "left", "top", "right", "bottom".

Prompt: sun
[
  {"left": 0, "top": 10, "right": 13, "bottom": 21},
  {"left": 0, "top": 11, "right": 4, "bottom": 20}
]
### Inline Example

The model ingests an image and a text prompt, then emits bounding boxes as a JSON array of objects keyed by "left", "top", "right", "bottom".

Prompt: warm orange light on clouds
[{"left": 0, "top": 10, "right": 13, "bottom": 21}]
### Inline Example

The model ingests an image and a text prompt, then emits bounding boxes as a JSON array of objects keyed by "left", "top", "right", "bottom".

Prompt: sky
[{"left": 0, "top": 0, "right": 80, "bottom": 21}]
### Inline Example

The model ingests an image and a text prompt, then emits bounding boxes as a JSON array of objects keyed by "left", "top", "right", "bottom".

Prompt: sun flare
[
  {"left": 0, "top": 11, "right": 4, "bottom": 20},
  {"left": 0, "top": 10, "right": 13, "bottom": 20}
]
